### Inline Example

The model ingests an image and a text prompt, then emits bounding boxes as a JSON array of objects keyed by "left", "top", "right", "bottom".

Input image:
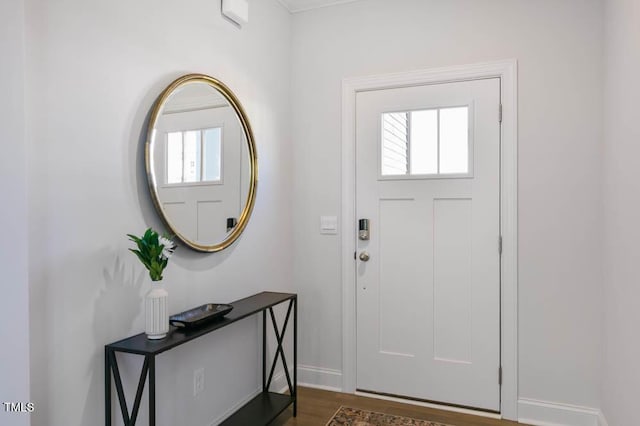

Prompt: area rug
[{"left": 326, "top": 406, "right": 453, "bottom": 426}]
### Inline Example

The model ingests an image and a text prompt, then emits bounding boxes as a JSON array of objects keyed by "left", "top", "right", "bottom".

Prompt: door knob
[{"left": 359, "top": 251, "right": 370, "bottom": 262}]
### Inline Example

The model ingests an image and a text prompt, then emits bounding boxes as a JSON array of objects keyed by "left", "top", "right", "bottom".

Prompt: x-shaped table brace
[{"left": 263, "top": 299, "right": 296, "bottom": 406}]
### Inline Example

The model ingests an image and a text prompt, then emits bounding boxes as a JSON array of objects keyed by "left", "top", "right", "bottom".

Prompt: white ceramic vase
[{"left": 145, "top": 286, "right": 169, "bottom": 340}]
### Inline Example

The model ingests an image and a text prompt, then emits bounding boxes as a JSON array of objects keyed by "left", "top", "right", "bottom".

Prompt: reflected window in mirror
[{"left": 166, "top": 128, "right": 222, "bottom": 184}]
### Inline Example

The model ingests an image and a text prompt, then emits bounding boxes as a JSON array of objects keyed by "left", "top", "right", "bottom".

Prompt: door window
[{"left": 381, "top": 106, "right": 470, "bottom": 177}]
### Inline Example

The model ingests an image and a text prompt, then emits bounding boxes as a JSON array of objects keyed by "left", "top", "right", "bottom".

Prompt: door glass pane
[
  {"left": 183, "top": 130, "right": 201, "bottom": 183},
  {"left": 410, "top": 110, "right": 438, "bottom": 174},
  {"left": 203, "top": 128, "right": 222, "bottom": 182},
  {"left": 439, "top": 107, "right": 469, "bottom": 174},
  {"left": 167, "top": 132, "right": 183, "bottom": 184},
  {"left": 381, "top": 112, "right": 409, "bottom": 176},
  {"left": 380, "top": 106, "right": 470, "bottom": 177}
]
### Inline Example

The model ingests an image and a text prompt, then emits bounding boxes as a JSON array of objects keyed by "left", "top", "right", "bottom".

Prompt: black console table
[{"left": 105, "top": 291, "right": 297, "bottom": 426}]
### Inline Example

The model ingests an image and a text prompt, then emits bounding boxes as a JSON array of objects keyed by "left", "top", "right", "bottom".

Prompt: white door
[{"left": 355, "top": 78, "right": 501, "bottom": 411}]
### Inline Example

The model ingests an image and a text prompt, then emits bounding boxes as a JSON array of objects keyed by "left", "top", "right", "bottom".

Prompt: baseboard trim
[
  {"left": 210, "top": 371, "right": 287, "bottom": 426},
  {"left": 297, "top": 365, "right": 343, "bottom": 392},
  {"left": 597, "top": 411, "right": 609, "bottom": 426},
  {"left": 518, "top": 398, "right": 601, "bottom": 426},
  {"left": 209, "top": 387, "right": 262, "bottom": 426},
  {"left": 271, "top": 370, "right": 288, "bottom": 393}
]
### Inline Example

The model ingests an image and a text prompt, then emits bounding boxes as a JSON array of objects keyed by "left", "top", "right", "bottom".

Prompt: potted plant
[{"left": 127, "top": 228, "right": 176, "bottom": 339}]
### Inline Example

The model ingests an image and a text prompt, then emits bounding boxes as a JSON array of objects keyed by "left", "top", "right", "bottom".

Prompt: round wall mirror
[{"left": 145, "top": 74, "right": 257, "bottom": 252}]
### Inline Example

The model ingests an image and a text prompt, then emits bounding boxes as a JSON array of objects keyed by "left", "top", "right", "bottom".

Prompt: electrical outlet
[{"left": 193, "top": 368, "right": 205, "bottom": 396}]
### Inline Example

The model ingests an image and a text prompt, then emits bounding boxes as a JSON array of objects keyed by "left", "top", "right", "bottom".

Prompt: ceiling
[{"left": 277, "top": 0, "right": 363, "bottom": 13}]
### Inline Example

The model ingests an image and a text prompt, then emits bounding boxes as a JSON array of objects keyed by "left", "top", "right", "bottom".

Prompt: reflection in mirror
[{"left": 147, "top": 75, "right": 256, "bottom": 252}]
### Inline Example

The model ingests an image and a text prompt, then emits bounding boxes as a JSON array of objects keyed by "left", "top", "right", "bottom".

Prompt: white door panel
[{"left": 356, "top": 78, "right": 501, "bottom": 411}]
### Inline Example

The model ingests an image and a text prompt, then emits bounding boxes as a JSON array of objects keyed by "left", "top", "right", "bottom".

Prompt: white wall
[
  {"left": 0, "top": 0, "right": 30, "bottom": 425},
  {"left": 291, "top": 0, "right": 603, "bottom": 413},
  {"left": 25, "top": 0, "right": 293, "bottom": 424},
  {"left": 601, "top": 0, "right": 640, "bottom": 425}
]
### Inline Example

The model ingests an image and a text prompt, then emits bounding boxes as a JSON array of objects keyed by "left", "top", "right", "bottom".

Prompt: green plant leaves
[{"left": 127, "top": 228, "right": 174, "bottom": 282}]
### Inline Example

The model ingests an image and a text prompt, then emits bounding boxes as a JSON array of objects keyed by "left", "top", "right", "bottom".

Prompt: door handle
[
  {"left": 227, "top": 217, "right": 238, "bottom": 232},
  {"left": 359, "top": 251, "right": 370, "bottom": 262}
]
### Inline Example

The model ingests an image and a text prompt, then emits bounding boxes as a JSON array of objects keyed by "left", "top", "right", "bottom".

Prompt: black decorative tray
[{"left": 170, "top": 304, "right": 234, "bottom": 329}]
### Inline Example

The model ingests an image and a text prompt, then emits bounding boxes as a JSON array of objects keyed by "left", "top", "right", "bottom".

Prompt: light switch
[{"left": 320, "top": 216, "right": 338, "bottom": 235}]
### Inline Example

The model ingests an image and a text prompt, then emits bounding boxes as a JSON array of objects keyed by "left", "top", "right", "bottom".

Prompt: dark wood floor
[{"left": 272, "top": 387, "right": 523, "bottom": 426}]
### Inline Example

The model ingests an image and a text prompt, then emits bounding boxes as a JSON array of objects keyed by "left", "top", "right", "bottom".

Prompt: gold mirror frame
[{"left": 145, "top": 74, "right": 258, "bottom": 252}]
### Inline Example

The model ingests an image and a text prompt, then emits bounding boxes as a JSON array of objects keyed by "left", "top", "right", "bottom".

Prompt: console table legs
[
  {"left": 263, "top": 298, "right": 297, "bottom": 418},
  {"left": 149, "top": 356, "right": 155, "bottom": 426},
  {"left": 105, "top": 350, "right": 154, "bottom": 426},
  {"left": 105, "top": 347, "right": 111, "bottom": 426},
  {"left": 293, "top": 297, "right": 297, "bottom": 417},
  {"left": 263, "top": 310, "right": 267, "bottom": 392}
]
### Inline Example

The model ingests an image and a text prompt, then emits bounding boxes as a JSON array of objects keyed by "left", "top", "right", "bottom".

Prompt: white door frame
[{"left": 341, "top": 60, "right": 518, "bottom": 420}]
